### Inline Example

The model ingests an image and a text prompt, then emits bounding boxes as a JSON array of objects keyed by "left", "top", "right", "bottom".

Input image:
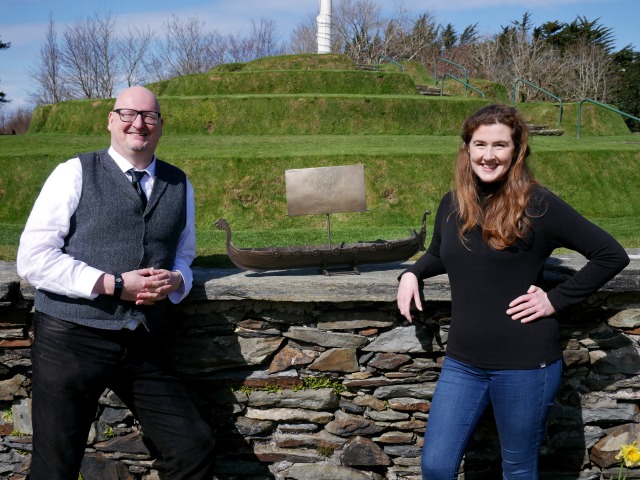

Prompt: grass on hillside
[
  {"left": 147, "top": 70, "right": 419, "bottom": 96},
  {"left": 217, "top": 53, "right": 355, "bottom": 72},
  {"left": 1, "top": 134, "right": 638, "bottom": 267},
  {"left": 8, "top": 52, "right": 639, "bottom": 267}
]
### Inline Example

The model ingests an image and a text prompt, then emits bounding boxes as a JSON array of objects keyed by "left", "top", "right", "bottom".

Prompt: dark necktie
[{"left": 129, "top": 169, "right": 148, "bottom": 209}]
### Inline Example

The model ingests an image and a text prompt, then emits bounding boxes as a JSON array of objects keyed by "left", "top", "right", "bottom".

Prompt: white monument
[{"left": 317, "top": 0, "right": 332, "bottom": 54}]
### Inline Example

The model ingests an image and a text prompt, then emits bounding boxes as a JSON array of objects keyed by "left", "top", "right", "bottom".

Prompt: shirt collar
[{"left": 108, "top": 146, "right": 156, "bottom": 177}]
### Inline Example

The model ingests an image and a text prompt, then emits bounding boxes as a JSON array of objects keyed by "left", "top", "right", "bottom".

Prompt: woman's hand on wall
[{"left": 397, "top": 272, "right": 422, "bottom": 323}]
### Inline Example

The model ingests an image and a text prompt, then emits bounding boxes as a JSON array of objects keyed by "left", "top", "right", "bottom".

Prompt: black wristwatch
[{"left": 113, "top": 273, "right": 123, "bottom": 299}]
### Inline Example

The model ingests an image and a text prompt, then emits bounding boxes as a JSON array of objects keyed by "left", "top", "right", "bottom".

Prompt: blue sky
[{"left": 1, "top": 0, "right": 637, "bottom": 110}]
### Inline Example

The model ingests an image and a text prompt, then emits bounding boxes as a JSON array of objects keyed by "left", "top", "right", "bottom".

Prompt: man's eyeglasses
[{"left": 112, "top": 109, "right": 161, "bottom": 125}]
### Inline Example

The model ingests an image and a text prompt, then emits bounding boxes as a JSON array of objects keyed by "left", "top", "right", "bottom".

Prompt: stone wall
[{"left": 0, "top": 252, "right": 638, "bottom": 480}]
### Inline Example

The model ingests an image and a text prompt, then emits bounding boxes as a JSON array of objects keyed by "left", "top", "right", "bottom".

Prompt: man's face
[{"left": 108, "top": 88, "right": 163, "bottom": 159}]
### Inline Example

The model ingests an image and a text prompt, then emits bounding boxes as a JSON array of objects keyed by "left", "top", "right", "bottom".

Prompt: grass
[
  {"left": 147, "top": 70, "right": 419, "bottom": 96},
  {"left": 5, "top": 53, "right": 638, "bottom": 267},
  {"left": 1, "top": 133, "right": 638, "bottom": 267}
]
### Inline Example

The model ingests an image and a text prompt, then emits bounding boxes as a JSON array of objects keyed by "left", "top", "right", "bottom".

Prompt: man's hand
[
  {"left": 134, "top": 269, "right": 183, "bottom": 305},
  {"left": 94, "top": 269, "right": 183, "bottom": 305}
]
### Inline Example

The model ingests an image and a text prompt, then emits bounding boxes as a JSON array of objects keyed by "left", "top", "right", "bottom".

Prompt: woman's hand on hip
[{"left": 507, "top": 285, "right": 556, "bottom": 323}]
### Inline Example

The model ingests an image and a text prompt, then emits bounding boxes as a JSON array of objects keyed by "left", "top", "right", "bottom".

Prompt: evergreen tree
[
  {"left": 440, "top": 24, "right": 458, "bottom": 50},
  {"left": 611, "top": 47, "right": 640, "bottom": 132},
  {"left": 537, "top": 16, "right": 616, "bottom": 53}
]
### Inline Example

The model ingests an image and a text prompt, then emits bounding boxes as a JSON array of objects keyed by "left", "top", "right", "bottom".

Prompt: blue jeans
[{"left": 421, "top": 356, "right": 562, "bottom": 480}]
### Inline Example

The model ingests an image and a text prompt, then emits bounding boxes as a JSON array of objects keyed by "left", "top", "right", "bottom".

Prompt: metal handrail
[
  {"left": 376, "top": 55, "right": 405, "bottom": 73},
  {"left": 577, "top": 98, "right": 640, "bottom": 139},
  {"left": 512, "top": 78, "right": 563, "bottom": 129},
  {"left": 440, "top": 73, "right": 485, "bottom": 99},
  {"left": 434, "top": 58, "right": 468, "bottom": 94}
]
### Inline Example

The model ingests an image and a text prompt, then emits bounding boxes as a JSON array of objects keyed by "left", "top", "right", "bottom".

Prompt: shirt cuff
[
  {"left": 84, "top": 267, "right": 109, "bottom": 300},
  {"left": 168, "top": 270, "right": 188, "bottom": 304}
]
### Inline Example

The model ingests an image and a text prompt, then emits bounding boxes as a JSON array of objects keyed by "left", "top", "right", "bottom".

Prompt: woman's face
[{"left": 467, "top": 123, "right": 515, "bottom": 183}]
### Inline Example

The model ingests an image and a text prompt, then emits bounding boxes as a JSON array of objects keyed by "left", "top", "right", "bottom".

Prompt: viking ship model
[{"left": 214, "top": 165, "right": 430, "bottom": 275}]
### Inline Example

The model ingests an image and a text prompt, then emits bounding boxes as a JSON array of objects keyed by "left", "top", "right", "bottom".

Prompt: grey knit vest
[{"left": 35, "top": 149, "right": 187, "bottom": 331}]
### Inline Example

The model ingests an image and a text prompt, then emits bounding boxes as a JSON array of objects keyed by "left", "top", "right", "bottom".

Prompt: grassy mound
[
  {"left": 28, "top": 95, "right": 629, "bottom": 137},
  {"left": 8, "top": 53, "right": 636, "bottom": 266},
  {"left": 28, "top": 53, "right": 631, "bottom": 137},
  {"left": 233, "top": 53, "right": 356, "bottom": 71},
  {"left": 147, "top": 70, "right": 419, "bottom": 96}
]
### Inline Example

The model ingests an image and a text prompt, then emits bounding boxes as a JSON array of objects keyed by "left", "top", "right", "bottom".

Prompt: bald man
[{"left": 18, "top": 86, "right": 216, "bottom": 480}]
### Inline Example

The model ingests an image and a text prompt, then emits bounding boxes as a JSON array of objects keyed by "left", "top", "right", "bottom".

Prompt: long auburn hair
[{"left": 454, "top": 104, "right": 537, "bottom": 250}]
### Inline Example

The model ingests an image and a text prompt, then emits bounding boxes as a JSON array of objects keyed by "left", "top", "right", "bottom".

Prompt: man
[{"left": 17, "top": 86, "right": 216, "bottom": 480}]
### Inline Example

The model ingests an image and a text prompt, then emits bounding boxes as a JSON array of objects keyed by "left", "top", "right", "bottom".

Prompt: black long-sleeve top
[{"left": 404, "top": 186, "right": 630, "bottom": 369}]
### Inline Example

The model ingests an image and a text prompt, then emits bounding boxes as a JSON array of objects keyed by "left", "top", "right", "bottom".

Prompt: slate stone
[
  {"left": 234, "top": 416, "right": 275, "bottom": 437},
  {"left": 309, "top": 348, "right": 359, "bottom": 373},
  {"left": 284, "top": 327, "right": 368, "bottom": 349},
  {"left": 325, "top": 410, "right": 385, "bottom": 437},
  {"left": 268, "top": 345, "right": 315, "bottom": 373},
  {"left": 340, "top": 435, "right": 390, "bottom": 466},
  {"left": 363, "top": 325, "right": 445, "bottom": 353},
  {"left": 280, "top": 463, "right": 379, "bottom": 480},
  {"left": 0, "top": 375, "right": 27, "bottom": 401},
  {"left": 94, "top": 431, "right": 151, "bottom": 456},
  {"left": 245, "top": 407, "right": 333, "bottom": 424},
  {"left": 608, "top": 309, "right": 640, "bottom": 329},
  {"left": 246, "top": 388, "right": 339, "bottom": 410},
  {"left": 80, "top": 452, "right": 134, "bottom": 480},
  {"left": 590, "top": 423, "right": 640, "bottom": 468},
  {"left": 272, "top": 429, "right": 346, "bottom": 450},
  {"left": 11, "top": 397, "right": 32, "bottom": 435},
  {"left": 368, "top": 352, "right": 412, "bottom": 370},
  {"left": 166, "top": 335, "right": 284, "bottom": 373},
  {"left": 590, "top": 346, "right": 640, "bottom": 374}
]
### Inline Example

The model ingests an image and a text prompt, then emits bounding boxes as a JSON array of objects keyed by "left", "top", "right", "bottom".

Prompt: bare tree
[
  {"left": 226, "top": 17, "right": 284, "bottom": 63},
  {"left": 469, "top": 15, "right": 563, "bottom": 101},
  {"left": 0, "top": 105, "right": 32, "bottom": 134},
  {"left": 28, "top": 14, "right": 72, "bottom": 105},
  {"left": 118, "top": 24, "right": 155, "bottom": 87},
  {"left": 287, "top": 13, "right": 318, "bottom": 54},
  {"left": 382, "top": 9, "right": 439, "bottom": 63},
  {"left": 286, "top": 2, "right": 441, "bottom": 67},
  {"left": 60, "top": 11, "right": 118, "bottom": 98},
  {"left": 469, "top": 12, "right": 616, "bottom": 104},
  {"left": 564, "top": 40, "right": 613, "bottom": 101},
  {"left": 153, "top": 14, "right": 224, "bottom": 78},
  {"left": 250, "top": 17, "right": 284, "bottom": 59},
  {"left": 333, "top": 0, "right": 383, "bottom": 63}
]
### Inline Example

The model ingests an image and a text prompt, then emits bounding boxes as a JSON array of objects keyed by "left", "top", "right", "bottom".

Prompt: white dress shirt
[{"left": 17, "top": 146, "right": 196, "bottom": 304}]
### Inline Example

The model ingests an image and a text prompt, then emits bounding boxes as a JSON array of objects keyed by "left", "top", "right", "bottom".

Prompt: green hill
[
  {"left": 28, "top": 54, "right": 630, "bottom": 137},
  {"left": 1, "top": 54, "right": 637, "bottom": 266}
]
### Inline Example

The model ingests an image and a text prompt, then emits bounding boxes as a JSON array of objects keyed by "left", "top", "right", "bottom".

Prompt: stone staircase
[
  {"left": 528, "top": 123, "right": 564, "bottom": 136},
  {"left": 415, "top": 84, "right": 444, "bottom": 96},
  {"left": 355, "top": 64, "right": 377, "bottom": 71}
]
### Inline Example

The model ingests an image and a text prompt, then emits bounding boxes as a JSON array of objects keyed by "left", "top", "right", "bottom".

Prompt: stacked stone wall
[{"left": 0, "top": 253, "right": 638, "bottom": 479}]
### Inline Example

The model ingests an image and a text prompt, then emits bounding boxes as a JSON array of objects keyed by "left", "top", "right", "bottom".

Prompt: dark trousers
[{"left": 29, "top": 311, "right": 216, "bottom": 480}]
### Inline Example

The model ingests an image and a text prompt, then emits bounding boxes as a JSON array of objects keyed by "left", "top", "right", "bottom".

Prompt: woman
[{"left": 397, "top": 104, "right": 629, "bottom": 479}]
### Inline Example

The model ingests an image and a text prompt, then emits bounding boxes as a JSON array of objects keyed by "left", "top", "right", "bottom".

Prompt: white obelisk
[{"left": 317, "top": 0, "right": 332, "bottom": 54}]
